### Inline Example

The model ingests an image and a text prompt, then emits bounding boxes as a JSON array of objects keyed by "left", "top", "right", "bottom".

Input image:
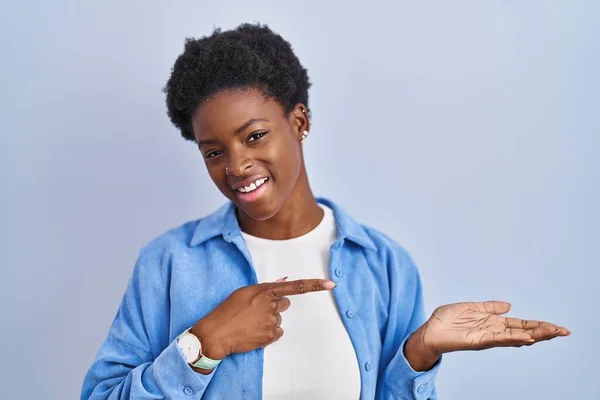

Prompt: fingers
[
  {"left": 277, "top": 297, "right": 291, "bottom": 313},
  {"left": 505, "top": 324, "right": 569, "bottom": 347},
  {"left": 265, "top": 327, "right": 285, "bottom": 347},
  {"left": 275, "top": 327, "right": 284, "bottom": 341},
  {"left": 503, "top": 317, "right": 571, "bottom": 337},
  {"left": 473, "top": 320, "right": 571, "bottom": 351},
  {"left": 475, "top": 325, "right": 570, "bottom": 351},
  {"left": 503, "top": 317, "right": 547, "bottom": 330},
  {"left": 268, "top": 279, "right": 336, "bottom": 297},
  {"left": 557, "top": 327, "right": 571, "bottom": 336},
  {"left": 470, "top": 301, "right": 511, "bottom": 315},
  {"left": 529, "top": 323, "right": 570, "bottom": 342},
  {"left": 504, "top": 317, "right": 541, "bottom": 330},
  {"left": 475, "top": 331, "right": 534, "bottom": 350}
]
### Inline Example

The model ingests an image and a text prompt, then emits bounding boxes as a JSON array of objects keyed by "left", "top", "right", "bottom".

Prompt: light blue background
[{"left": 1, "top": 1, "right": 598, "bottom": 399}]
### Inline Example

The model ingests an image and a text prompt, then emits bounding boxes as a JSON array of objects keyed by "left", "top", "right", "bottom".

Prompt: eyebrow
[
  {"left": 197, "top": 118, "right": 269, "bottom": 147},
  {"left": 234, "top": 118, "right": 269, "bottom": 134}
]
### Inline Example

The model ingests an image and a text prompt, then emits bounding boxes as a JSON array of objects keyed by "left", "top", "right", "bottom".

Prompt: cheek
[
  {"left": 206, "top": 162, "right": 229, "bottom": 191},
  {"left": 269, "top": 136, "right": 302, "bottom": 182}
]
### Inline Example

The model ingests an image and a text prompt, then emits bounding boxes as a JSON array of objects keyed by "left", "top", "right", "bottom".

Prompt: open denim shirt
[{"left": 81, "top": 198, "right": 440, "bottom": 399}]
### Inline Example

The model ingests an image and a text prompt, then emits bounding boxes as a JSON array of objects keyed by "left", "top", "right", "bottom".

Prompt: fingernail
[
  {"left": 275, "top": 276, "right": 288, "bottom": 282},
  {"left": 323, "top": 281, "right": 336, "bottom": 289}
]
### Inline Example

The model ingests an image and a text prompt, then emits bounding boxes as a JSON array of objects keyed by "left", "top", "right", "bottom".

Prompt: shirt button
[
  {"left": 183, "top": 386, "right": 194, "bottom": 396},
  {"left": 346, "top": 310, "right": 355, "bottom": 318},
  {"left": 364, "top": 362, "right": 371, "bottom": 371},
  {"left": 335, "top": 268, "right": 343, "bottom": 277},
  {"left": 417, "top": 383, "right": 428, "bottom": 394}
]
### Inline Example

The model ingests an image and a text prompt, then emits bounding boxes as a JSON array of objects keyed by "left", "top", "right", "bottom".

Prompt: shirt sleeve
[
  {"left": 376, "top": 248, "right": 441, "bottom": 400},
  {"left": 80, "top": 245, "right": 217, "bottom": 399}
]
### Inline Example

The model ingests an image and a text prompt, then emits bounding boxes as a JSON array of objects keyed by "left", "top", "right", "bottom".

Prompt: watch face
[{"left": 179, "top": 333, "right": 200, "bottom": 363}]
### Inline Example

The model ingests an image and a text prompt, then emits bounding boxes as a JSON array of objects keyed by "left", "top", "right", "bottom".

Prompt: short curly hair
[{"left": 163, "top": 23, "right": 311, "bottom": 142}]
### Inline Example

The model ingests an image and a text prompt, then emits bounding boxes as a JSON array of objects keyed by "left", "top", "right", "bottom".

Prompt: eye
[
  {"left": 247, "top": 130, "right": 269, "bottom": 143},
  {"left": 205, "top": 150, "right": 223, "bottom": 159}
]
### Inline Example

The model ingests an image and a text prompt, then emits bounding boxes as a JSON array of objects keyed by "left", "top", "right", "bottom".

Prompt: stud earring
[{"left": 301, "top": 130, "right": 309, "bottom": 143}]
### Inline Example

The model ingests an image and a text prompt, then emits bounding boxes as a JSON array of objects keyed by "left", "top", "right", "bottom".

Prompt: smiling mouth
[
  {"left": 233, "top": 177, "right": 271, "bottom": 204},
  {"left": 235, "top": 177, "right": 269, "bottom": 194}
]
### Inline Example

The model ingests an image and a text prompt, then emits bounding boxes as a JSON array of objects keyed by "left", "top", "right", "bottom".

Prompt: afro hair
[{"left": 163, "top": 23, "right": 311, "bottom": 141}]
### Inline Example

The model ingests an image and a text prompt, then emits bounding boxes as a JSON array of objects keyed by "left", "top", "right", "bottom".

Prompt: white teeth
[{"left": 237, "top": 178, "right": 268, "bottom": 193}]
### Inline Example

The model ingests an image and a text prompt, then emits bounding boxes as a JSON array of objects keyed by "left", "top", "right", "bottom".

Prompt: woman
[{"left": 81, "top": 23, "right": 569, "bottom": 399}]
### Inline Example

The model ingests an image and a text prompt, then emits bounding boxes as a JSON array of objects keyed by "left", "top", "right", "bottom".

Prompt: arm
[
  {"left": 80, "top": 246, "right": 216, "bottom": 399},
  {"left": 376, "top": 251, "right": 441, "bottom": 400},
  {"left": 81, "top": 245, "right": 335, "bottom": 399},
  {"left": 374, "top": 248, "right": 570, "bottom": 400}
]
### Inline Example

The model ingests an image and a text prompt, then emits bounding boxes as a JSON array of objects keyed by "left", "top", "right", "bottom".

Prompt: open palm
[{"left": 421, "top": 301, "right": 570, "bottom": 354}]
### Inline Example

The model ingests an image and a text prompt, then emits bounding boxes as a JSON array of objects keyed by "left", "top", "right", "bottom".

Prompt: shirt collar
[{"left": 190, "top": 197, "right": 377, "bottom": 251}]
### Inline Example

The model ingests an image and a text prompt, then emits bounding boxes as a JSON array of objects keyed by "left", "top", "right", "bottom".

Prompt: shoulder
[
  {"left": 321, "top": 197, "right": 419, "bottom": 274},
  {"left": 128, "top": 219, "right": 201, "bottom": 279},
  {"left": 361, "top": 225, "right": 419, "bottom": 273},
  {"left": 138, "top": 202, "right": 230, "bottom": 256},
  {"left": 140, "top": 219, "right": 200, "bottom": 255},
  {"left": 359, "top": 224, "right": 426, "bottom": 298}
]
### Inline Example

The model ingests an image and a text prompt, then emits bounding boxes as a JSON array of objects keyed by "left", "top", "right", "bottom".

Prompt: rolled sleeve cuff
[
  {"left": 382, "top": 336, "right": 441, "bottom": 400},
  {"left": 153, "top": 339, "right": 217, "bottom": 398}
]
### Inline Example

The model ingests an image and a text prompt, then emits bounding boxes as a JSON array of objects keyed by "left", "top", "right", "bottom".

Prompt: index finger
[{"left": 267, "top": 279, "right": 336, "bottom": 297}]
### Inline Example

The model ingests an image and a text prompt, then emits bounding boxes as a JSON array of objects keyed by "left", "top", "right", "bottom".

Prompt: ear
[{"left": 289, "top": 103, "right": 310, "bottom": 142}]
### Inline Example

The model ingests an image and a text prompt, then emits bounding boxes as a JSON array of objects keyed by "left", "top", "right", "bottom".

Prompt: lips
[
  {"left": 234, "top": 177, "right": 270, "bottom": 203},
  {"left": 231, "top": 175, "right": 270, "bottom": 192}
]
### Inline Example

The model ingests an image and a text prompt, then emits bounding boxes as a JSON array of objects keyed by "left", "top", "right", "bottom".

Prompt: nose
[{"left": 225, "top": 150, "right": 253, "bottom": 176}]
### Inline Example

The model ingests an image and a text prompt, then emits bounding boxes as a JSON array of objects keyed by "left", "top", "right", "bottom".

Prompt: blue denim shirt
[{"left": 81, "top": 198, "right": 441, "bottom": 399}]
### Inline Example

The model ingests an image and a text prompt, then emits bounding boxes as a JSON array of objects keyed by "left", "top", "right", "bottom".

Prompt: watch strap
[{"left": 191, "top": 352, "right": 222, "bottom": 370}]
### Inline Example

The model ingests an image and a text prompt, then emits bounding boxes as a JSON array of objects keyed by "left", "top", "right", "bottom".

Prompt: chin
[{"left": 236, "top": 201, "right": 279, "bottom": 221}]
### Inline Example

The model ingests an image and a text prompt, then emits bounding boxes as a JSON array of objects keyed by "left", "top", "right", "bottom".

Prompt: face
[{"left": 191, "top": 88, "right": 309, "bottom": 221}]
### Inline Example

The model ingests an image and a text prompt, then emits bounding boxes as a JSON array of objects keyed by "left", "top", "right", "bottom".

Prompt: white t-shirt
[{"left": 241, "top": 204, "right": 361, "bottom": 399}]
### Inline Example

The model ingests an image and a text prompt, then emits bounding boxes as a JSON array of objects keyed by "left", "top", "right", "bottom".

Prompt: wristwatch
[{"left": 177, "top": 327, "right": 222, "bottom": 370}]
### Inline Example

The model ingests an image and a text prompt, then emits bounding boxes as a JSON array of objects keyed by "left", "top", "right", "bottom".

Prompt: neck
[{"left": 237, "top": 167, "right": 323, "bottom": 240}]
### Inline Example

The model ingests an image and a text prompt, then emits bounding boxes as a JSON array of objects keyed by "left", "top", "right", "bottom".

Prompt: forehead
[{"left": 192, "top": 89, "right": 285, "bottom": 139}]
